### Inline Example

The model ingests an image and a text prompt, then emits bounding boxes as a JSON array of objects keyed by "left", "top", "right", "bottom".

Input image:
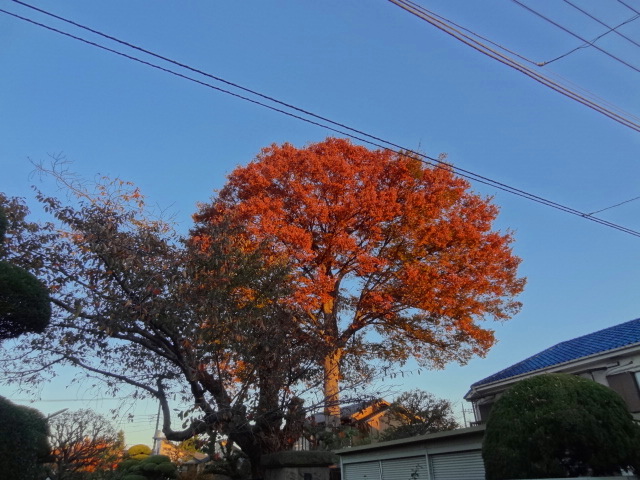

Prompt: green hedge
[
  {"left": 483, "top": 373, "right": 640, "bottom": 479},
  {"left": 0, "top": 396, "right": 50, "bottom": 480}
]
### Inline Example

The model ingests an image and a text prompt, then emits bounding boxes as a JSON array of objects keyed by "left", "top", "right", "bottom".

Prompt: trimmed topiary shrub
[
  {"left": 483, "top": 373, "right": 640, "bottom": 479},
  {"left": 119, "top": 452, "right": 177, "bottom": 480},
  {"left": 128, "top": 444, "right": 153, "bottom": 460},
  {"left": 0, "top": 261, "right": 51, "bottom": 339},
  {"left": 0, "top": 205, "right": 51, "bottom": 340},
  {"left": 0, "top": 396, "right": 50, "bottom": 480}
]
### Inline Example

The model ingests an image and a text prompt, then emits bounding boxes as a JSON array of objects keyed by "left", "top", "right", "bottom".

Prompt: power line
[
  {"left": 617, "top": 0, "right": 640, "bottom": 16},
  {"left": 6, "top": 0, "right": 384, "bottom": 149},
  {"left": 589, "top": 195, "right": 640, "bottom": 215},
  {"left": 11, "top": 397, "right": 130, "bottom": 402},
  {"left": 544, "top": 11, "right": 640, "bottom": 65},
  {"left": 2, "top": 4, "right": 640, "bottom": 239},
  {"left": 561, "top": 0, "right": 640, "bottom": 50},
  {"left": 512, "top": 0, "right": 640, "bottom": 72},
  {"left": 400, "top": 1, "right": 542, "bottom": 67},
  {"left": 387, "top": 0, "right": 640, "bottom": 133}
]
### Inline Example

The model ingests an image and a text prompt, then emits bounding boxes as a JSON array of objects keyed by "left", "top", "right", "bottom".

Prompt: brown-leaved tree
[
  {"left": 192, "top": 138, "right": 525, "bottom": 424},
  {"left": 49, "top": 409, "right": 124, "bottom": 480},
  {"left": 0, "top": 171, "right": 319, "bottom": 477}
]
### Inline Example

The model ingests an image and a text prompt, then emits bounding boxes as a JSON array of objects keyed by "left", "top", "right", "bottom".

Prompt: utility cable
[
  {"left": 512, "top": 0, "right": 640, "bottom": 72},
  {"left": 12, "top": 0, "right": 640, "bottom": 141},
  {"left": 387, "top": 0, "right": 640, "bottom": 133},
  {"left": 562, "top": 0, "right": 640, "bottom": 50},
  {"left": 589, "top": 195, "right": 640, "bottom": 216},
  {"left": 6, "top": 0, "right": 387, "bottom": 153},
  {"left": 2, "top": 5, "right": 640, "bottom": 238},
  {"left": 544, "top": 12, "right": 640, "bottom": 65},
  {"left": 404, "top": 0, "right": 542, "bottom": 67},
  {"left": 618, "top": 0, "right": 640, "bottom": 16}
]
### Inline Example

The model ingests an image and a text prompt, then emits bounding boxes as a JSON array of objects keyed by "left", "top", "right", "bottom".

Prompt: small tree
[
  {"left": 380, "top": 389, "right": 458, "bottom": 441},
  {"left": 49, "top": 409, "right": 123, "bottom": 480},
  {"left": 0, "top": 396, "right": 50, "bottom": 480},
  {"left": 483, "top": 373, "right": 640, "bottom": 479}
]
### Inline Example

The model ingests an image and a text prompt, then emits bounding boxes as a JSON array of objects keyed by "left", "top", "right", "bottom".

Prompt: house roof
[
  {"left": 335, "top": 425, "right": 486, "bottom": 455},
  {"left": 309, "top": 399, "right": 389, "bottom": 425},
  {"left": 470, "top": 317, "right": 640, "bottom": 390}
]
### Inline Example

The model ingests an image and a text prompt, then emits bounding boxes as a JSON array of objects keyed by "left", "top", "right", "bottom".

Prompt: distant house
[
  {"left": 465, "top": 317, "right": 640, "bottom": 424},
  {"left": 296, "top": 399, "right": 409, "bottom": 449}
]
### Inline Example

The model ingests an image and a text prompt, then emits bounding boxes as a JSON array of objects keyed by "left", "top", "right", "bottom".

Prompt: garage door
[
  {"left": 381, "top": 456, "right": 427, "bottom": 480},
  {"left": 430, "top": 450, "right": 485, "bottom": 480},
  {"left": 344, "top": 461, "right": 381, "bottom": 480}
]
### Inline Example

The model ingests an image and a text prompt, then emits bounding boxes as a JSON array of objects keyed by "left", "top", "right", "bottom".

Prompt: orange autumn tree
[{"left": 192, "top": 138, "right": 525, "bottom": 424}]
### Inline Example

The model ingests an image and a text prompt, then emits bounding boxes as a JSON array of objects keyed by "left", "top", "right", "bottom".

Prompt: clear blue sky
[{"left": 2, "top": 0, "right": 640, "bottom": 446}]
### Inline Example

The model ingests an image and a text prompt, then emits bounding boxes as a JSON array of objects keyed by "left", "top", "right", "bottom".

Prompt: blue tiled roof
[{"left": 471, "top": 317, "right": 640, "bottom": 389}]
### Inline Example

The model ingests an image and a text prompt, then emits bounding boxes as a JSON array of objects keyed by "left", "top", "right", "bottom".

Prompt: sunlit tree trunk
[{"left": 323, "top": 347, "right": 343, "bottom": 428}]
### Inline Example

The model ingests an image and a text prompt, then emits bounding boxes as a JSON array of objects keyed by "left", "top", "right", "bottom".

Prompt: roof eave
[{"left": 465, "top": 341, "right": 640, "bottom": 401}]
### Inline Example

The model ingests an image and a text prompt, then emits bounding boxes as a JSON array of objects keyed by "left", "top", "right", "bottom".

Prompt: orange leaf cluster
[{"left": 193, "top": 138, "right": 524, "bottom": 371}]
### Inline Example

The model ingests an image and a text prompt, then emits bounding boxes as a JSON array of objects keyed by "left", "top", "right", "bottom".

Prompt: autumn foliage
[{"left": 193, "top": 138, "right": 525, "bottom": 419}]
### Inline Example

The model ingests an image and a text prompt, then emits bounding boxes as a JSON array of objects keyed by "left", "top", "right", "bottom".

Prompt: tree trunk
[{"left": 323, "top": 347, "right": 343, "bottom": 428}]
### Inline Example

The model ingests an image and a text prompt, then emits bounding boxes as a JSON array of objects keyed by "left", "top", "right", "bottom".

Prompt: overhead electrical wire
[
  {"left": 387, "top": 0, "right": 640, "bottom": 133},
  {"left": 2, "top": 3, "right": 640, "bottom": 238},
  {"left": 617, "top": 0, "right": 640, "bottom": 16},
  {"left": 543, "top": 12, "right": 640, "bottom": 65},
  {"left": 392, "top": 0, "right": 640, "bottom": 126},
  {"left": 589, "top": 195, "right": 640, "bottom": 216},
  {"left": 561, "top": 0, "right": 640, "bottom": 50},
  {"left": 511, "top": 0, "right": 640, "bottom": 72}
]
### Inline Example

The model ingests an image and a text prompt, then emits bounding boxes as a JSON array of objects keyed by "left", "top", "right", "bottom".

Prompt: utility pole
[
  {"left": 460, "top": 406, "right": 473, "bottom": 428},
  {"left": 152, "top": 401, "right": 163, "bottom": 454}
]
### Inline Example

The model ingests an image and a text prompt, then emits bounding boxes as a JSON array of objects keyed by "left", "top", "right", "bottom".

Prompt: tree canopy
[
  {"left": 380, "top": 389, "right": 458, "bottom": 441},
  {"left": 0, "top": 174, "right": 321, "bottom": 477},
  {"left": 49, "top": 409, "right": 123, "bottom": 480},
  {"left": 193, "top": 137, "right": 525, "bottom": 421},
  {"left": 482, "top": 373, "right": 640, "bottom": 479}
]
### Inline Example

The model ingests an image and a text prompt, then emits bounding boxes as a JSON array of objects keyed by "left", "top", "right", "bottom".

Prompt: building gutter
[{"left": 464, "top": 342, "right": 640, "bottom": 401}]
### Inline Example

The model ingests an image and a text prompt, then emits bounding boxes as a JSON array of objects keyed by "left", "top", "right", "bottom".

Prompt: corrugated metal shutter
[
  {"left": 430, "top": 450, "right": 485, "bottom": 480},
  {"left": 344, "top": 461, "right": 381, "bottom": 480},
  {"left": 381, "top": 456, "right": 427, "bottom": 480}
]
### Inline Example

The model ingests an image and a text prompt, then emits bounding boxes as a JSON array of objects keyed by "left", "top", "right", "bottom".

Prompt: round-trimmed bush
[
  {"left": 483, "top": 373, "right": 640, "bottom": 479},
  {"left": 127, "top": 444, "right": 153, "bottom": 460},
  {"left": 0, "top": 261, "right": 51, "bottom": 339}
]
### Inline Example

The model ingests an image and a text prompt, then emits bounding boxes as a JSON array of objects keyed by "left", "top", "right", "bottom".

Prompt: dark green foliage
[
  {"left": 0, "top": 261, "right": 51, "bottom": 339},
  {"left": 483, "top": 373, "right": 640, "bottom": 479},
  {"left": 0, "top": 209, "right": 7, "bottom": 240},
  {"left": 0, "top": 395, "right": 50, "bottom": 480},
  {"left": 119, "top": 454, "right": 177, "bottom": 480},
  {"left": 0, "top": 202, "right": 51, "bottom": 340}
]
